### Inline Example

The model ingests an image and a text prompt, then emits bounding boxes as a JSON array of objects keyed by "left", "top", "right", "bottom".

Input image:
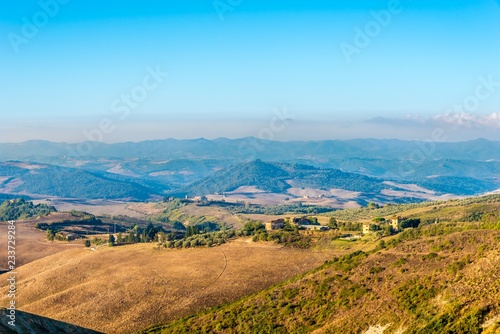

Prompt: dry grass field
[
  {"left": 179, "top": 204, "right": 243, "bottom": 228},
  {"left": 34, "top": 200, "right": 162, "bottom": 219},
  {"left": 0, "top": 239, "right": 333, "bottom": 333},
  {"left": 0, "top": 213, "right": 82, "bottom": 271}
]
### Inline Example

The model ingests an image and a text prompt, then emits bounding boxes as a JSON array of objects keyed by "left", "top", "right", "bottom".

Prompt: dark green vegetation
[
  {"left": 1, "top": 138, "right": 499, "bottom": 201},
  {"left": 36, "top": 210, "right": 178, "bottom": 245},
  {"left": 0, "top": 198, "right": 56, "bottom": 221},
  {"left": 31, "top": 201, "right": 225, "bottom": 246},
  {"left": 153, "top": 199, "right": 224, "bottom": 232},
  {"left": 172, "top": 160, "right": 389, "bottom": 196},
  {"left": 35, "top": 211, "right": 122, "bottom": 241},
  {"left": 417, "top": 176, "right": 497, "bottom": 197},
  {"left": 0, "top": 194, "right": 29, "bottom": 201},
  {"left": 160, "top": 229, "right": 236, "bottom": 249},
  {"left": 159, "top": 220, "right": 310, "bottom": 249},
  {"left": 0, "top": 162, "right": 161, "bottom": 200}
]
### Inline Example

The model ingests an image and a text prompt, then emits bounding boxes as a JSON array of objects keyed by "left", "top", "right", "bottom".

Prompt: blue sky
[{"left": 1, "top": 0, "right": 499, "bottom": 142}]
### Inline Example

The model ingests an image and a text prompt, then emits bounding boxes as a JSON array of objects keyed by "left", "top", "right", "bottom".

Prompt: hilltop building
[
  {"left": 362, "top": 223, "right": 371, "bottom": 234},
  {"left": 300, "top": 225, "right": 329, "bottom": 231},
  {"left": 391, "top": 216, "right": 402, "bottom": 231},
  {"left": 265, "top": 219, "right": 285, "bottom": 231}
]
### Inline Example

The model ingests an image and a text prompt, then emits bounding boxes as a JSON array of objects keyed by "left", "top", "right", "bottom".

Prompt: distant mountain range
[
  {"left": 0, "top": 138, "right": 498, "bottom": 202},
  {"left": 1, "top": 138, "right": 499, "bottom": 162}
]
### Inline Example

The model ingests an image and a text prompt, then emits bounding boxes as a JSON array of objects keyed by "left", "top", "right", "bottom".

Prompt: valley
[
  {"left": 0, "top": 194, "right": 499, "bottom": 333},
  {"left": 0, "top": 138, "right": 499, "bottom": 333},
  {"left": 0, "top": 139, "right": 499, "bottom": 206},
  {"left": 4, "top": 1, "right": 499, "bottom": 332}
]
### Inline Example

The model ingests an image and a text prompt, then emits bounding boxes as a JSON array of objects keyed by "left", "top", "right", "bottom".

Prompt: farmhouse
[
  {"left": 300, "top": 225, "right": 329, "bottom": 231},
  {"left": 265, "top": 219, "right": 285, "bottom": 231},
  {"left": 55, "top": 232, "right": 78, "bottom": 241},
  {"left": 391, "top": 216, "right": 402, "bottom": 231},
  {"left": 362, "top": 223, "right": 371, "bottom": 234},
  {"left": 193, "top": 195, "right": 208, "bottom": 203}
]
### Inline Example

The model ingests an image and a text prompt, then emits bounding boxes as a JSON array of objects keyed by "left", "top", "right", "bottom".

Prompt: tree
[
  {"left": 108, "top": 234, "right": 116, "bottom": 246},
  {"left": 145, "top": 223, "right": 161, "bottom": 242},
  {"left": 400, "top": 218, "right": 421, "bottom": 229},
  {"left": 84, "top": 239, "right": 91, "bottom": 247},
  {"left": 243, "top": 221, "right": 264, "bottom": 234},
  {"left": 46, "top": 229, "right": 55, "bottom": 241},
  {"left": 328, "top": 217, "right": 339, "bottom": 230},
  {"left": 186, "top": 226, "right": 193, "bottom": 237},
  {"left": 307, "top": 217, "right": 319, "bottom": 225},
  {"left": 173, "top": 221, "right": 186, "bottom": 231},
  {"left": 283, "top": 221, "right": 296, "bottom": 232},
  {"left": 383, "top": 225, "right": 395, "bottom": 236}
]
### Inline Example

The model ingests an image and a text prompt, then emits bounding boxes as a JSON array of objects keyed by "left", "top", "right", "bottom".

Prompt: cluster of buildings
[
  {"left": 362, "top": 216, "right": 402, "bottom": 234},
  {"left": 264, "top": 215, "right": 404, "bottom": 235},
  {"left": 264, "top": 217, "right": 330, "bottom": 232}
]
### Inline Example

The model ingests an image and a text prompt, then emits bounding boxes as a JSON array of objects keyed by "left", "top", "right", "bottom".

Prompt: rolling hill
[
  {"left": 0, "top": 241, "right": 332, "bottom": 334},
  {"left": 1, "top": 139, "right": 499, "bottom": 185},
  {"left": 149, "top": 229, "right": 500, "bottom": 334},
  {"left": 0, "top": 162, "right": 162, "bottom": 201},
  {"left": 171, "top": 160, "right": 498, "bottom": 198},
  {"left": 142, "top": 196, "right": 500, "bottom": 334},
  {"left": 0, "top": 138, "right": 498, "bottom": 202},
  {"left": 170, "top": 160, "right": 386, "bottom": 196}
]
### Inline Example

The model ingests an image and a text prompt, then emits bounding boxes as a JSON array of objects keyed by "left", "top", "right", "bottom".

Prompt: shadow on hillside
[{"left": 0, "top": 308, "right": 102, "bottom": 334}]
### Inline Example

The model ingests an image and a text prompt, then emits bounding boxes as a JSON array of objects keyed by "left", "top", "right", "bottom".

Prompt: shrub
[{"left": 422, "top": 252, "right": 439, "bottom": 260}]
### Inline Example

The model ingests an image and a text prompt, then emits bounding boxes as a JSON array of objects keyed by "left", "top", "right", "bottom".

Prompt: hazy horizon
[
  {"left": 2, "top": 0, "right": 499, "bottom": 144},
  {"left": 1, "top": 115, "right": 499, "bottom": 143}
]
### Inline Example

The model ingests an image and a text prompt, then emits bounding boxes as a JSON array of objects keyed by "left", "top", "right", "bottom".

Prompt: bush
[{"left": 422, "top": 252, "right": 439, "bottom": 260}]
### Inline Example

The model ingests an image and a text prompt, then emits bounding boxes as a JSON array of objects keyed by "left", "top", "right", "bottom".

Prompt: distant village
[{"left": 265, "top": 215, "right": 418, "bottom": 236}]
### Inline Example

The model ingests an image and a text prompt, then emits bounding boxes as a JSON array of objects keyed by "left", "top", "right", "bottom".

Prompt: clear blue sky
[{"left": 1, "top": 0, "right": 499, "bottom": 142}]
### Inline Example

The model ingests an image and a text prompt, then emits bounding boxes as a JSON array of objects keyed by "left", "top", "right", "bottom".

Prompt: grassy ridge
[
  {"left": 326, "top": 194, "right": 500, "bottom": 222},
  {"left": 142, "top": 196, "right": 500, "bottom": 334},
  {"left": 143, "top": 228, "right": 500, "bottom": 333}
]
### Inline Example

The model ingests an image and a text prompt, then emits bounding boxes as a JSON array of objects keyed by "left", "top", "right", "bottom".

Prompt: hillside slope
[
  {"left": 0, "top": 309, "right": 101, "bottom": 334},
  {"left": 0, "top": 162, "right": 162, "bottom": 200},
  {"left": 172, "top": 160, "right": 388, "bottom": 197},
  {"left": 171, "top": 160, "right": 497, "bottom": 198},
  {"left": 145, "top": 228, "right": 500, "bottom": 334},
  {"left": 0, "top": 241, "right": 331, "bottom": 334},
  {"left": 2, "top": 139, "right": 498, "bottom": 194}
]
